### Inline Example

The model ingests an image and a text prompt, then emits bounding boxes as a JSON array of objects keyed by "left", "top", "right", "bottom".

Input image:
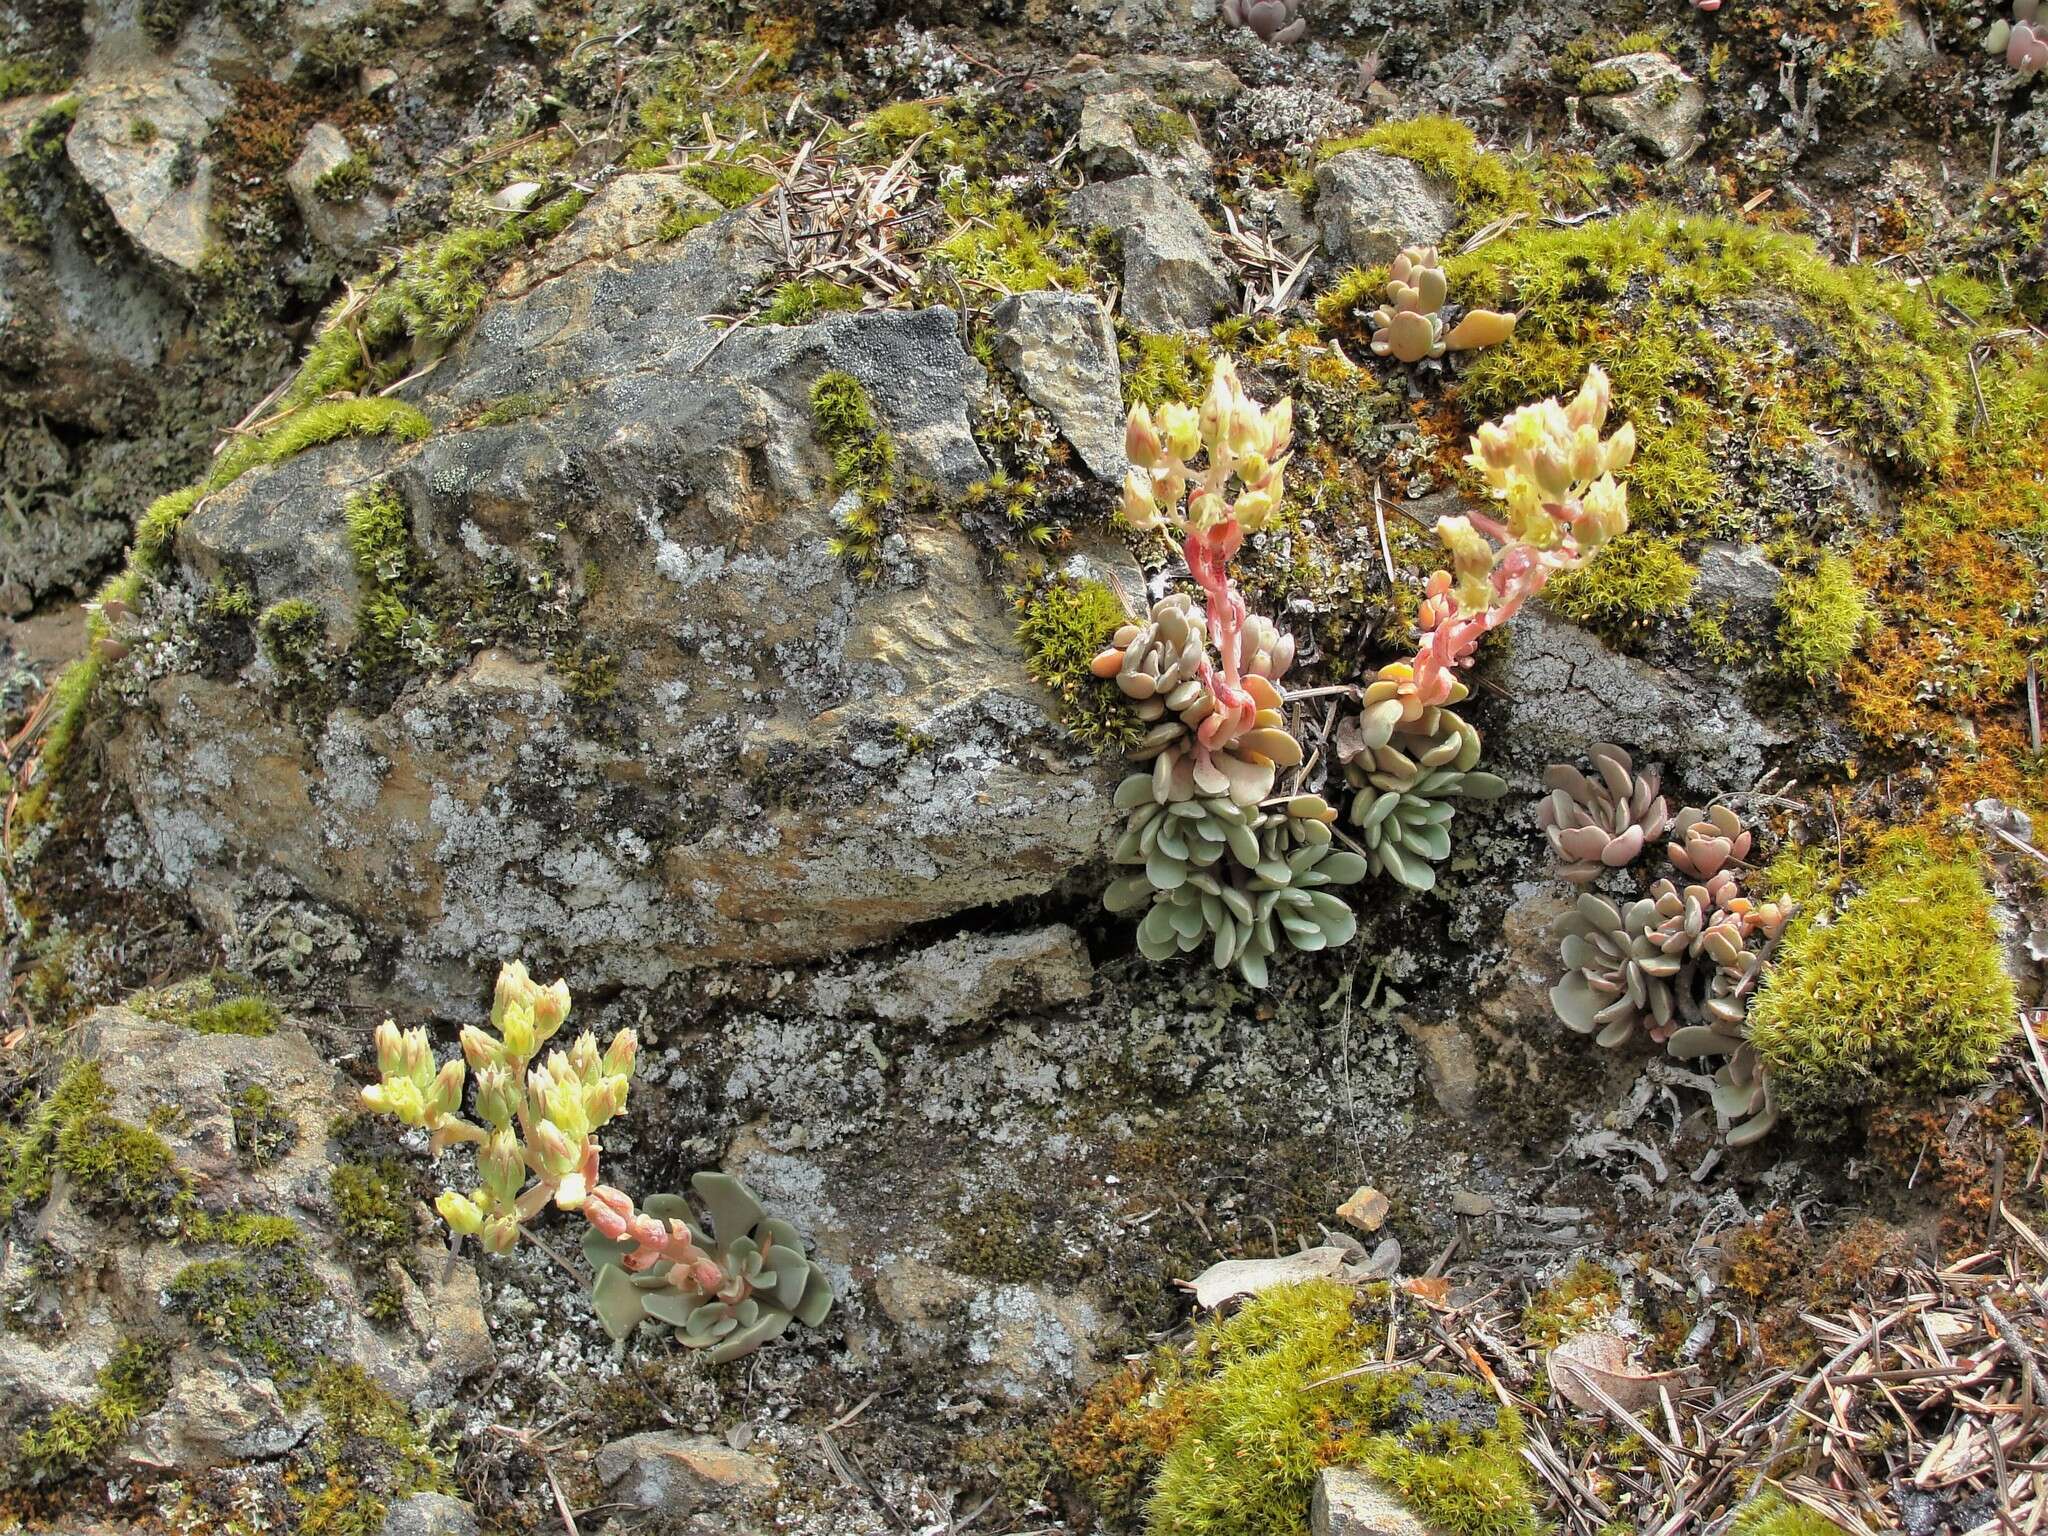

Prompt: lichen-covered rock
[
  {"left": 1063, "top": 175, "right": 1233, "bottom": 333},
  {"left": 990, "top": 290, "right": 1127, "bottom": 481},
  {"left": 287, "top": 122, "right": 392, "bottom": 260},
  {"left": 1583, "top": 53, "right": 1707, "bottom": 164},
  {"left": 65, "top": 64, "right": 228, "bottom": 273},
  {"left": 1079, "top": 88, "right": 1213, "bottom": 191},
  {"left": 112, "top": 203, "right": 1134, "bottom": 1009},
  {"left": 381, "top": 1494, "right": 483, "bottom": 1536},
  {"left": 594, "top": 1431, "right": 779, "bottom": 1520},
  {"left": 1313, "top": 150, "right": 1456, "bottom": 266}
]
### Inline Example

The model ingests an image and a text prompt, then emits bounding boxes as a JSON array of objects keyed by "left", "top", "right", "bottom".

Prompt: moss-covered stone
[
  {"left": 1014, "top": 576, "right": 1140, "bottom": 754},
  {"left": 13, "top": 1336, "right": 173, "bottom": 1485},
  {"left": 811, "top": 370, "right": 896, "bottom": 576},
  {"left": 1541, "top": 532, "right": 1697, "bottom": 648},
  {"left": 287, "top": 1362, "right": 453, "bottom": 1536},
  {"left": 132, "top": 973, "right": 281, "bottom": 1037},
  {"left": 164, "top": 1236, "right": 323, "bottom": 1377},
  {"left": 232, "top": 1083, "right": 296, "bottom": 1169},
  {"left": 1315, "top": 117, "right": 1542, "bottom": 236},
  {"left": 331, "top": 1157, "right": 417, "bottom": 1260},
  {"left": 1748, "top": 837, "right": 2016, "bottom": 1136}
]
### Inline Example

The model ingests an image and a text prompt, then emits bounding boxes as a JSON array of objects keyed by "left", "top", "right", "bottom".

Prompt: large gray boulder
[
  {"left": 1313, "top": 150, "right": 1457, "bottom": 266},
  {"left": 65, "top": 64, "right": 229, "bottom": 273},
  {"left": 1063, "top": 175, "right": 1233, "bottom": 333},
  {"left": 109, "top": 183, "right": 1135, "bottom": 1010}
]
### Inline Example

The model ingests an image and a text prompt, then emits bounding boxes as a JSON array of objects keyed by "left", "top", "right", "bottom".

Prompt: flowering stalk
[
  {"left": 362, "top": 960, "right": 637, "bottom": 1254},
  {"left": 1113, "top": 359, "right": 1293, "bottom": 766}
]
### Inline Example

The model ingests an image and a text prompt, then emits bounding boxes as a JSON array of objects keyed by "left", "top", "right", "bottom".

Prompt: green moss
[
  {"left": 759, "top": 277, "right": 866, "bottom": 325},
  {"left": 232, "top": 1084, "right": 296, "bottom": 1169},
  {"left": 810, "top": 371, "right": 896, "bottom": 577},
  {"left": 1748, "top": 838, "right": 2016, "bottom": 1137},
  {"left": 165, "top": 1239, "right": 322, "bottom": 1377},
  {"left": 7, "top": 1059, "right": 205, "bottom": 1236},
  {"left": 0, "top": 57, "right": 66, "bottom": 98},
  {"left": 940, "top": 1188, "right": 1051, "bottom": 1283},
  {"left": 681, "top": 158, "right": 775, "bottom": 209},
  {"left": 1123, "top": 332, "right": 1213, "bottom": 411},
  {"left": 471, "top": 391, "right": 558, "bottom": 428},
  {"left": 1142, "top": 1281, "right": 1541, "bottom": 1536},
  {"left": 1447, "top": 209, "right": 1968, "bottom": 538},
  {"left": 1521, "top": 1260, "right": 1623, "bottom": 1348},
  {"left": 331, "top": 1158, "right": 415, "bottom": 1258},
  {"left": 1130, "top": 106, "right": 1196, "bottom": 152},
  {"left": 656, "top": 202, "right": 720, "bottom": 242},
  {"left": 313, "top": 153, "right": 373, "bottom": 203},
  {"left": 0, "top": 94, "right": 78, "bottom": 245},
  {"left": 864, "top": 101, "right": 940, "bottom": 151},
  {"left": 260, "top": 598, "right": 328, "bottom": 672},
  {"left": 288, "top": 1361, "right": 453, "bottom": 1536},
  {"left": 1541, "top": 533, "right": 1696, "bottom": 648},
  {"left": 132, "top": 973, "right": 282, "bottom": 1037},
  {"left": 15, "top": 1336, "right": 173, "bottom": 1484},
  {"left": 1731, "top": 1492, "right": 1848, "bottom": 1536},
  {"left": 933, "top": 204, "right": 1085, "bottom": 294},
  {"left": 1773, "top": 553, "right": 1868, "bottom": 683},
  {"left": 1317, "top": 118, "right": 1542, "bottom": 236},
  {"left": 1016, "top": 577, "right": 1140, "bottom": 754}
]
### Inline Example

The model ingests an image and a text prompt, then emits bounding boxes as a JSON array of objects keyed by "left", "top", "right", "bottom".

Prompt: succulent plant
[
  {"left": 1538, "top": 744, "right": 1671, "bottom": 883},
  {"left": 1988, "top": 1, "right": 2048, "bottom": 74},
  {"left": 1666, "top": 805, "right": 1751, "bottom": 879},
  {"left": 581, "top": 1173, "right": 833, "bottom": 1362},
  {"left": 1223, "top": 0, "right": 1306, "bottom": 44},
  {"left": 362, "top": 961, "right": 637, "bottom": 1255},
  {"left": 1109, "top": 785, "right": 1361, "bottom": 986},
  {"left": 1550, "top": 891, "right": 1683, "bottom": 1047},
  {"left": 1669, "top": 1034, "right": 1778, "bottom": 1147},
  {"left": 1337, "top": 684, "right": 1505, "bottom": 891},
  {"left": 1368, "top": 247, "right": 1518, "bottom": 365}
]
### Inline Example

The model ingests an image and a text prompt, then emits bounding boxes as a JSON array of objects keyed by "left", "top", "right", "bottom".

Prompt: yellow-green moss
[
  {"left": 1731, "top": 1492, "right": 1849, "bottom": 1536},
  {"left": 287, "top": 1361, "right": 453, "bottom": 1536},
  {"left": 1521, "top": 1260, "right": 1623, "bottom": 1348},
  {"left": 1123, "top": 332, "right": 1213, "bottom": 411},
  {"left": 259, "top": 598, "right": 328, "bottom": 672},
  {"left": 165, "top": 1237, "right": 323, "bottom": 1377},
  {"left": 1748, "top": 837, "right": 2016, "bottom": 1136},
  {"left": 1132, "top": 1281, "right": 1542, "bottom": 1536},
  {"left": 131, "top": 973, "right": 281, "bottom": 1037},
  {"left": 232, "top": 1083, "right": 296, "bottom": 1169},
  {"left": 15, "top": 1336, "right": 173, "bottom": 1485},
  {"left": 1015, "top": 577, "right": 1140, "bottom": 754},
  {"left": 1447, "top": 209, "right": 1967, "bottom": 538},
  {"left": 759, "top": 277, "right": 866, "bottom": 325},
  {"left": 1773, "top": 553, "right": 1868, "bottom": 683},
  {"left": 933, "top": 203, "right": 1085, "bottom": 294},
  {"left": 0, "top": 57, "right": 66, "bottom": 99},
  {"left": 331, "top": 1158, "right": 415, "bottom": 1258},
  {"left": 1541, "top": 533, "right": 1696, "bottom": 647},
  {"left": 1316, "top": 118, "right": 1542, "bottom": 236},
  {"left": 810, "top": 370, "right": 896, "bottom": 576},
  {"left": 656, "top": 202, "right": 720, "bottom": 242},
  {"left": 681, "top": 158, "right": 775, "bottom": 209}
]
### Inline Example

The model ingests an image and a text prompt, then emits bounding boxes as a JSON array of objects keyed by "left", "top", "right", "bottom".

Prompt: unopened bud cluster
[
  {"left": 1120, "top": 358, "right": 1293, "bottom": 539},
  {"left": 362, "top": 960, "right": 637, "bottom": 1255}
]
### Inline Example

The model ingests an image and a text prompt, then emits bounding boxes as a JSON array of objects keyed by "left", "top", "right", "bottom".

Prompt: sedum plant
[
  {"left": 1222, "top": 0, "right": 1306, "bottom": 44},
  {"left": 1988, "top": 0, "right": 2048, "bottom": 74},
  {"left": 363, "top": 962, "right": 637, "bottom": 1254},
  {"left": 582, "top": 1174, "right": 833, "bottom": 1362},
  {"left": 1541, "top": 765, "right": 1793, "bottom": 1145},
  {"left": 1337, "top": 678, "right": 1505, "bottom": 891},
  {"left": 1369, "top": 246, "right": 1518, "bottom": 365},
  {"left": 1538, "top": 743, "right": 1671, "bottom": 883}
]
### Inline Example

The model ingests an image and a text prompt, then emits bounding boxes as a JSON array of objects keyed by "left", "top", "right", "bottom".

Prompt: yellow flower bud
[
  {"left": 492, "top": 960, "right": 533, "bottom": 1030},
  {"left": 430, "top": 1059, "right": 467, "bottom": 1122},
  {"left": 532, "top": 979, "right": 571, "bottom": 1041},
  {"left": 1125, "top": 403, "right": 1161, "bottom": 466},
  {"left": 603, "top": 1030, "right": 637, "bottom": 1080},
  {"left": 436, "top": 1190, "right": 485, "bottom": 1236},
  {"left": 482, "top": 1215, "right": 520, "bottom": 1254},
  {"left": 1604, "top": 421, "right": 1636, "bottom": 472},
  {"left": 1159, "top": 402, "right": 1200, "bottom": 461}
]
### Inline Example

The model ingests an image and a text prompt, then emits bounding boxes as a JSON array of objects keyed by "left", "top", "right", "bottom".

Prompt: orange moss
[
  {"left": 1048, "top": 1361, "right": 1195, "bottom": 1525},
  {"left": 1866, "top": 1088, "right": 2041, "bottom": 1252}
]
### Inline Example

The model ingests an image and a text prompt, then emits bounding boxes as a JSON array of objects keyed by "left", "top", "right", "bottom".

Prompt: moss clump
[
  {"left": 1316, "top": 118, "right": 1542, "bottom": 236},
  {"left": 0, "top": 94, "right": 78, "bottom": 245},
  {"left": 232, "top": 1084, "right": 296, "bottom": 1169},
  {"left": 933, "top": 203, "right": 1085, "bottom": 294},
  {"left": 759, "top": 277, "right": 866, "bottom": 325},
  {"left": 471, "top": 391, "right": 558, "bottom": 428},
  {"left": 1773, "top": 553, "right": 1868, "bottom": 683},
  {"left": 1731, "top": 1492, "right": 1848, "bottom": 1536},
  {"left": 1540, "top": 532, "right": 1696, "bottom": 648},
  {"left": 343, "top": 484, "right": 434, "bottom": 678},
  {"left": 165, "top": 1237, "right": 323, "bottom": 1377},
  {"left": 133, "top": 972, "right": 281, "bottom": 1037},
  {"left": 1520, "top": 1260, "right": 1623, "bottom": 1348},
  {"left": 810, "top": 371, "right": 896, "bottom": 576},
  {"left": 313, "top": 153, "right": 373, "bottom": 203},
  {"left": 15, "top": 1337, "right": 173, "bottom": 1484},
  {"left": 260, "top": 598, "right": 329, "bottom": 672},
  {"left": 287, "top": 1362, "right": 453, "bottom": 1536},
  {"left": 1015, "top": 577, "right": 1141, "bottom": 754},
  {"left": 1131, "top": 106, "right": 1195, "bottom": 152},
  {"left": 940, "top": 1189, "right": 1050, "bottom": 1283},
  {"left": 1137, "top": 1281, "right": 1542, "bottom": 1536},
  {"left": 680, "top": 158, "right": 775, "bottom": 209},
  {"left": 864, "top": 100, "right": 941, "bottom": 151},
  {"left": 1123, "top": 332, "right": 1213, "bottom": 411},
  {"left": 331, "top": 1158, "right": 416, "bottom": 1259},
  {"left": 46, "top": 1064, "right": 198, "bottom": 1233},
  {"left": 656, "top": 202, "right": 720, "bottom": 242},
  {"left": 0, "top": 57, "right": 66, "bottom": 98},
  {"left": 1748, "top": 838, "right": 2016, "bottom": 1137}
]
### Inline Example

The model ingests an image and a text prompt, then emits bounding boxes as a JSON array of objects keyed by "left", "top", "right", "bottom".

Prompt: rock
[
  {"left": 594, "top": 1431, "right": 780, "bottom": 1515},
  {"left": 1079, "top": 89, "right": 1212, "bottom": 192},
  {"left": 1313, "top": 1468, "right": 1436, "bottom": 1536},
  {"left": 990, "top": 292, "right": 1127, "bottom": 482},
  {"left": 1495, "top": 610, "right": 1789, "bottom": 791},
  {"left": 112, "top": 208, "right": 1139, "bottom": 1008},
  {"left": 1338, "top": 1186, "right": 1390, "bottom": 1231},
  {"left": 1062, "top": 176, "right": 1232, "bottom": 334},
  {"left": 1450, "top": 1189, "right": 1496, "bottom": 1218},
  {"left": 1869, "top": 13, "right": 1937, "bottom": 102},
  {"left": 381, "top": 1495, "right": 481, "bottom": 1536},
  {"left": 805, "top": 923, "right": 1095, "bottom": 1031},
  {"left": 1397, "top": 1015, "right": 1483, "bottom": 1123},
  {"left": 1692, "top": 542, "right": 1782, "bottom": 610},
  {"left": 0, "top": 1004, "right": 493, "bottom": 1475},
  {"left": 496, "top": 172, "right": 718, "bottom": 297},
  {"left": 286, "top": 122, "right": 392, "bottom": 259},
  {"left": 65, "top": 65, "right": 230, "bottom": 273},
  {"left": 1048, "top": 51, "right": 1243, "bottom": 107},
  {"left": 1583, "top": 53, "right": 1706, "bottom": 165},
  {"left": 874, "top": 1259, "right": 1104, "bottom": 1402},
  {"left": 1312, "top": 150, "right": 1457, "bottom": 266}
]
